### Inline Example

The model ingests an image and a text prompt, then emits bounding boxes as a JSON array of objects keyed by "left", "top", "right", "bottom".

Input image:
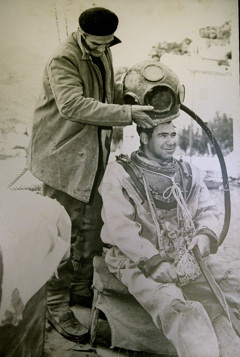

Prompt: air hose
[{"left": 180, "top": 104, "right": 231, "bottom": 245}]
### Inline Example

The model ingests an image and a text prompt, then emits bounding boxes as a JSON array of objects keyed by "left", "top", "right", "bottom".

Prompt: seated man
[{"left": 99, "top": 119, "right": 240, "bottom": 357}]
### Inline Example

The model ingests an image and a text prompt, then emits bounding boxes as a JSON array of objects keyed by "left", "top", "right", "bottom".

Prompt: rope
[
  {"left": 163, "top": 177, "right": 195, "bottom": 233},
  {"left": 7, "top": 167, "right": 42, "bottom": 193},
  {"left": 141, "top": 168, "right": 201, "bottom": 285},
  {"left": 9, "top": 185, "right": 42, "bottom": 192},
  {"left": 7, "top": 167, "right": 28, "bottom": 188}
]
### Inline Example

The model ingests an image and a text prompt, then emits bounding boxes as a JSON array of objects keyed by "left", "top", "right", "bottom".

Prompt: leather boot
[
  {"left": 70, "top": 256, "right": 94, "bottom": 308},
  {"left": 212, "top": 314, "right": 240, "bottom": 357},
  {"left": 47, "top": 258, "right": 89, "bottom": 342}
]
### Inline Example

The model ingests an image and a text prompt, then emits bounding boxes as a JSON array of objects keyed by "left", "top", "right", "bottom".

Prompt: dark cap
[{"left": 79, "top": 7, "right": 118, "bottom": 36}]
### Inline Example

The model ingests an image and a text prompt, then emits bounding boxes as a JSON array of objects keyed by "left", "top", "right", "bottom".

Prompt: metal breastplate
[
  {"left": 131, "top": 153, "right": 201, "bottom": 285},
  {"left": 131, "top": 151, "right": 184, "bottom": 210}
]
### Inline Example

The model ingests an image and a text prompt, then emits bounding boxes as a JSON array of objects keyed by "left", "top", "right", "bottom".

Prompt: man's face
[
  {"left": 143, "top": 122, "right": 177, "bottom": 161},
  {"left": 82, "top": 33, "right": 114, "bottom": 57}
]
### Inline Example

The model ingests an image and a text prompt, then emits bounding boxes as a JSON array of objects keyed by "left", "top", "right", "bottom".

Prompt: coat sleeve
[
  {"left": 48, "top": 56, "right": 132, "bottom": 126},
  {"left": 99, "top": 162, "right": 160, "bottom": 264}
]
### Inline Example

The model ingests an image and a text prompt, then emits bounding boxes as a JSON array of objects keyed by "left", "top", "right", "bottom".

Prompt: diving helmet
[{"left": 123, "top": 60, "right": 185, "bottom": 123}]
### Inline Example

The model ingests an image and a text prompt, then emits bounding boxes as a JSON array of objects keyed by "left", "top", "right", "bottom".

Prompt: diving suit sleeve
[{"left": 99, "top": 162, "right": 160, "bottom": 264}]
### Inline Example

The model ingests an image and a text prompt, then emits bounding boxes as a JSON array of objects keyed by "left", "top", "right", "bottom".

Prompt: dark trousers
[{"left": 43, "top": 167, "right": 104, "bottom": 304}]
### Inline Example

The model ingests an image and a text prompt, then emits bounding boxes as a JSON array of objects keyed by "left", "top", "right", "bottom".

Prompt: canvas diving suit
[{"left": 99, "top": 149, "right": 240, "bottom": 357}]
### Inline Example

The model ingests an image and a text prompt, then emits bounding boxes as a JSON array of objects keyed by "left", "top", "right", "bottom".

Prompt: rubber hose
[{"left": 180, "top": 104, "right": 231, "bottom": 245}]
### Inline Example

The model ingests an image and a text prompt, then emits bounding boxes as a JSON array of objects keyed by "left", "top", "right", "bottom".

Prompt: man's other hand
[
  {"left": 151, "top": 262, "right": 178, "bottom": 283},
  {"left": 131, "top": 105, "right": 157, "bottom": 128},
  {"left": 188, "top": 234, "right": 211, "bottom": 258}
]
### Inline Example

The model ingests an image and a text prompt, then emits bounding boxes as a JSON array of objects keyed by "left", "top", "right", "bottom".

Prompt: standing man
[{"left": 27, "top": 7, "right": 155, "bottom": 341}]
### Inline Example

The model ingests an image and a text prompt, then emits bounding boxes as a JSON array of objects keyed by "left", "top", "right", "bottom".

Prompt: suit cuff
[
  {"left": 197, "top": 227, "right": 219, "bottom": 253},
  {"left": 137, "top": 254, "right": 166, "bottom": 277}
]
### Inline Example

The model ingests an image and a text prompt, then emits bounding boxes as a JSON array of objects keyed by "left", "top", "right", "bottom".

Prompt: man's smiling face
[
  {"left": 142, "top": 122, "right": 177, "bottom": 162},
  {"left": 82, "top": 33, "right": 114, "bottom": 57}
]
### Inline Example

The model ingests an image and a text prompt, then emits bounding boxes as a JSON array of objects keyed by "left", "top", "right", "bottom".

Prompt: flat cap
[{"left": 79, "top": 7, "right": 119, "bottom": 36}]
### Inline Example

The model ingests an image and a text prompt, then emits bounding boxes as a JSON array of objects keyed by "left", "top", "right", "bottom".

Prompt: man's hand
[
  {"left": 188, "top": 234, "right": 211, "bottom": 257},
  {"left": 131, "top": 105, "right": 157, "bottom": 128},
  {"left": 151, "top": 262, "right": 178, "bottom": 283}
]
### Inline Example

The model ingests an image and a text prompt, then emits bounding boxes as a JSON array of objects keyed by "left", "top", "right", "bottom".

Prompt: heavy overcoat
[{"left": 28, "top": 30, "right": 131, "bottom": 202}]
